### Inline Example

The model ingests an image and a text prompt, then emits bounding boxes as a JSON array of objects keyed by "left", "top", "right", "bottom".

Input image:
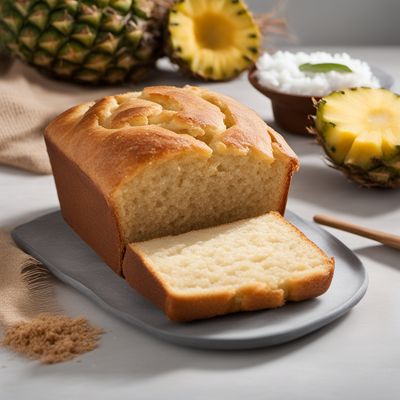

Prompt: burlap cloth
[
  {"left": 0, "top": 54, "right": 131, "bottom": 174},
  {"left": 0, "top": 56, "right": 129, "bottom": 326},
  {"left": 0, "top": 230, "right": 59, "bottom": 327}
]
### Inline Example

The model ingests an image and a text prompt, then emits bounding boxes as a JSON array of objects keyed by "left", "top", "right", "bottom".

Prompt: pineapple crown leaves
[
  {"left": 306, "top": 97, "right": 326, "bottom": 136},
  {"left": 255, "top": 12, "right": 288, "bottom": 38},
  {"left": 307, "top": 98, "right": 343, "bottom": 174},
  {"left": 254, "top": 0, "right": 296, "bottom": 48},
  {"left": 315, "top": 146, "right": 396, "bottom": 189},
  {"left": 329, "top": 160, "right": 400, "bottom": 189}
]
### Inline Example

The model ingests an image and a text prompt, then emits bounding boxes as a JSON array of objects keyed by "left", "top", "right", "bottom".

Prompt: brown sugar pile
[{"left": 1, "top": 314, "right": 103, "bottom": 364}]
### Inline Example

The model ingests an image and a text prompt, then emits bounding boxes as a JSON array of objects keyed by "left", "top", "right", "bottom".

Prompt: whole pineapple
[
  {"left": 0, "top": 0, "right": 169, "bottom": 84},
  {"left": 165, "top": 0, "right": 261, "bottom": 81},
  {"left": 314, "top": 87, "right": 400, "bottom": 188}
]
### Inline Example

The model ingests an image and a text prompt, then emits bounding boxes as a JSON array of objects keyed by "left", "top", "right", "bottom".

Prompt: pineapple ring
[{"left": 167, "top": 0, "right": 261, "bottom": 81}]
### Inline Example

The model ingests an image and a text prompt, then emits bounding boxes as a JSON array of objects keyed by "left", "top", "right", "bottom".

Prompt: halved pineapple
[
  {"left": 166, "top": 0, "right": 261, "bottom": 81},
  {"left": 315, "top": 88, "right": 400, "bottom": 188}
]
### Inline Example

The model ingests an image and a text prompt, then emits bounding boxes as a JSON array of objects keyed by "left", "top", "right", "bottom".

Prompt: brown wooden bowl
[{"left": 248, "top": 67, "right": 320, "bottom": 135}]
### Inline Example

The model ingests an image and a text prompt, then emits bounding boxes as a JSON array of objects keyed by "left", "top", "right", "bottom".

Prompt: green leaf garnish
[{"left": 299, "top": 63, "right": 353, "bottom": 74}]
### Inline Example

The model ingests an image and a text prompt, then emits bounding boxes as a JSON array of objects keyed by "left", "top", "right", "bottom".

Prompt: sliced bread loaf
[
  {"left": 45, "top": 85, "right": 299, "bottom": 274},
  {"left": 123, "top": 212, "right": 334, "bottom": 321}
]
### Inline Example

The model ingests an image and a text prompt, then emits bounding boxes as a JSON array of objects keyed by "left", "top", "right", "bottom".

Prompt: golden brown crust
[
  {"left": 122, "top": 212, "right": 334, "bottom": 322},
  {"left": 268, "top": 128, "right": 300, "bottom": 214},
  {"left": 45, "top": 86, "right": 297, "bottom": 197},
  {"left": 45, "top": 94, "right": 212, "bottom": 196},
  {"left": 266, "top": 140, "right": 298, "bottom": 215},
  {"left": 286, "top": 262, "right": 334, "bottom": 301},
  {"left": 141, "top": 86, "right": 226, "bottom": 133},
  {"left": 268, "top": 127, "right": 300, "bottom": 172},
  {"left": 274, "top": 214, "right": 335, "bottom": 300},
  {"left": 46, "top": 139, "right": 124, "bottom": 273},
  {"left": 121, "top": 245, "right": 168, "bottom": 309},
  {"left": 184, "top": 86, "right": 275, "bottom": 160}
]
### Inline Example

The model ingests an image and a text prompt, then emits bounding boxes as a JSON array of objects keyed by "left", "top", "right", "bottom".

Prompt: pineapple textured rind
[{"left": 0, "top": 0, "right": 168, "bottom": 84}]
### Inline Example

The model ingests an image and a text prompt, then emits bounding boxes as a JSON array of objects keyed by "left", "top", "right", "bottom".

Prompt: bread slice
[
  {"left": 45, "top": 86, "right": 299, "bottom": 274},
  {"left": 122, "top": 212, "right": 334, "bottom": 321}
]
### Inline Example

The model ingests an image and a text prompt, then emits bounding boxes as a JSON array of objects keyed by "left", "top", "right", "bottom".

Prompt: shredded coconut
[{"left": 256, "top": 51, "right": 380, "bottom": 96}]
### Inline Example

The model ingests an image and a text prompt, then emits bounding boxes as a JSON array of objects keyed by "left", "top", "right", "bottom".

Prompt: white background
[{"left": 250, "top": 0, "right": 400, "bottom": 45}]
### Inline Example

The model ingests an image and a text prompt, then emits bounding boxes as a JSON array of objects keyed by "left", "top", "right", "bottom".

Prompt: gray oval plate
[{"left": 12, "top": 210, "right": 368, "bottom": 350}]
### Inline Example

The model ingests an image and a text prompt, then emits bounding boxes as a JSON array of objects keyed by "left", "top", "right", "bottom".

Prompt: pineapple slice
[
  {"left": 167, "top": 0, "right": 261, "bottom": 81},
  {"left": 345, "top": 131, "right": 382, "bottom": 169},
  {"left": 315, "top": 88, "right": 400, "bottom": 188}
]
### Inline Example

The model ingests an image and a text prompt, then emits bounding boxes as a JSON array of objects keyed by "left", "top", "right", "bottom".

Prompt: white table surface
[{"left": 1, "top": 46, "right": 399, "bottom": 400}]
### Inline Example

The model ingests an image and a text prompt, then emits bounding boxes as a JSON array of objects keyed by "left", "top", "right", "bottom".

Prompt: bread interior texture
[
  {"left": 133, "top": 213, "right": 329, "bottom": 294},
  {"left": 114, "top": 146, "right": 289, "bottom": 244}
]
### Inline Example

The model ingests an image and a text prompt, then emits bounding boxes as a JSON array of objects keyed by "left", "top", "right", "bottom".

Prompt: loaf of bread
[
  {"left": 45, "top": 85, "right": 299, "bottom": 274},
  {"left": 123, "top": 212, "right": 334, "bottom": 321}
]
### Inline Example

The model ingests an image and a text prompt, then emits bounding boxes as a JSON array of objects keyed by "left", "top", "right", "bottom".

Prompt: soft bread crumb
[
  {"left": 115, "top": 150, "right": 291, "bottom": 244},
  {"left": 124, "top": 212, "right": 334, "bottom": 321}
]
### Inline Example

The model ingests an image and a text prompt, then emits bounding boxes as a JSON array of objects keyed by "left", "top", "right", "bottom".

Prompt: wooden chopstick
[{"left": 313, "top": 214, "right": 400, "bottom": 250}]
